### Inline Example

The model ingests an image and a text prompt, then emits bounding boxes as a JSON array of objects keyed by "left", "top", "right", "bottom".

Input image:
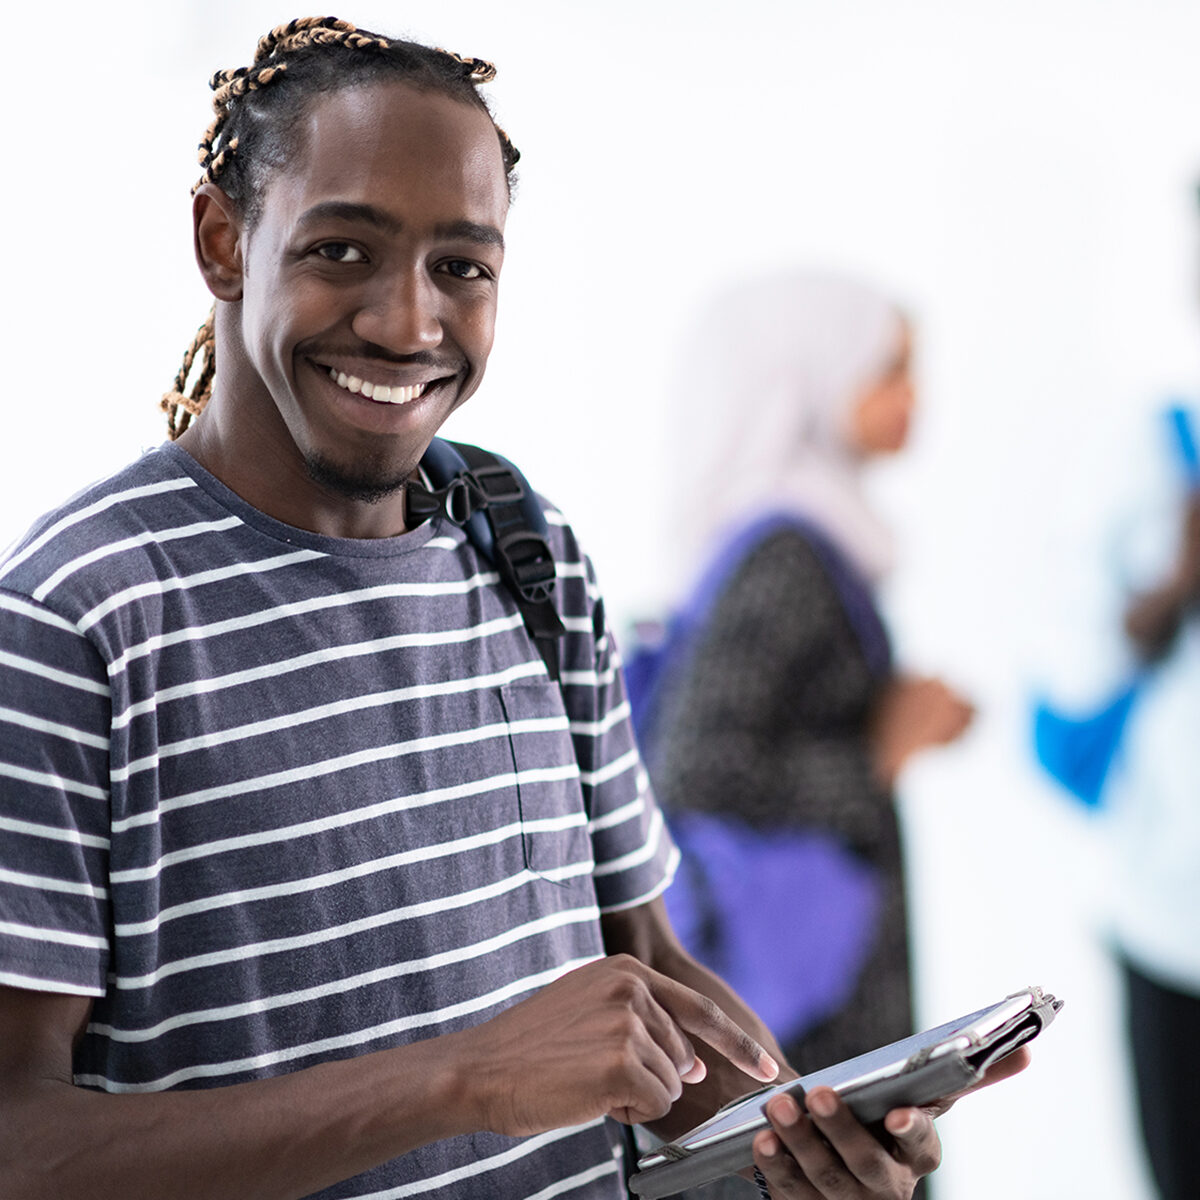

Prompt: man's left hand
[{"left": 751, "top": 1046, "right": 1031, "bottom": 1197}]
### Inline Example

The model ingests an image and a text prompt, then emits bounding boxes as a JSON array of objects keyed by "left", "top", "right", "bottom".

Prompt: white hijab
[{"left": 667, "top": 269, "right": 905, "bottom": 589}]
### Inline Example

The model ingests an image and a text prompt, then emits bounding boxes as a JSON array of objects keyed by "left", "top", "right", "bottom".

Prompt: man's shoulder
[
  {"left": 521, "top": 484, "right": 597, "bottom": 597},
  {"left": 0, "top": 445, "right": 201, "bottom": 604}
]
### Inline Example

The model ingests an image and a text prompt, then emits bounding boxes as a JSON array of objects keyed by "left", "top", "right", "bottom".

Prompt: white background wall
[{"left": 6, "top": 3, "right": 1200, "bottom": 1197}]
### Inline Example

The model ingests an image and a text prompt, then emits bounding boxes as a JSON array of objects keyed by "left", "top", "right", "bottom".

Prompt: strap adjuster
[
  {"left": 468, "top": 463, "right": 525, "bottom": 505},
  {"left": 497, "top": 529, "right": 557, "bottom": 604}
]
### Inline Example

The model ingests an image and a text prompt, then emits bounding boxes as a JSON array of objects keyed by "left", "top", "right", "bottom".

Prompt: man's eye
[
  {"left": 315, "top": 243, "right": 366, "bottom": 263},
  {"left": 442, "top": 260, "right": 486, "bottom": 280}
]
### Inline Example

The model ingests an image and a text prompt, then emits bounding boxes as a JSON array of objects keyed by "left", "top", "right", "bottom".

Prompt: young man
[{"left": 0, "top": 18, "right": 1024, "bottom": 1199}]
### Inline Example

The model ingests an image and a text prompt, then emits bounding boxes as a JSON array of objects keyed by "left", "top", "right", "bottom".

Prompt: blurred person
[
  {"left": 634, "top": 270, "right": 974, "bottom": 1090},
  {"left": 1036, "top": 400, "right": 1200, "bottom": 1200},
  {"left": 0, "top": 18, "right": 1035, "bottom": 1200},
  {"left": 1118, "top": 423, "right": 1200, "bottom": 1200}
]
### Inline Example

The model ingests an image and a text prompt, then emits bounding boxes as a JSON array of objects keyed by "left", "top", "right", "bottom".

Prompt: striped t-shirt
[{"left": 0, "top": 441, "right": 677, "bottom": 1199}]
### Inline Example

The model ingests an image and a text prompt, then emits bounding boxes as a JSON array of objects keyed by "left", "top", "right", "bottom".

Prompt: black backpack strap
[{"left": 408, "top": 438, "right": 567, "bottom": 682}]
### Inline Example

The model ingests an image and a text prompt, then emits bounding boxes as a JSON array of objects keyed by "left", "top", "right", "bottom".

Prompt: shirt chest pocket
[{"left": 497, "top": 680, "right": 593, "bottom": 887}]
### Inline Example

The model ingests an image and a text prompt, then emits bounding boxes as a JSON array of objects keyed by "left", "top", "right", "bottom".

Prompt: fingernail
[
  {"left": 808, "top": 1090, "right": 836, "bottom": 1119},
  {"left": 759, "top": 1053, "right": 780, "bottom": 1080},
  {"left": 772, "top": 1095, "right": 801, "bottom": 1126},
  {"left": 887, "top": 1109, "right": 915, "bottom": 1136},
  {"left": 757, "top": 1132, "right": 780, "bottom": 1158}
]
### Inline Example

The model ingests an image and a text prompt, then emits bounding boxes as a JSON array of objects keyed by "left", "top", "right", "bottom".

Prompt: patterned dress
[{"left": 646, "top": 523, "right": 914, "bottom": 1076}]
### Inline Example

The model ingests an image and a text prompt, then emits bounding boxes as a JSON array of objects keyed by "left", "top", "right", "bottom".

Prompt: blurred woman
[{"left": 640, "top": 270, "right": 973, "bottom": 1076}]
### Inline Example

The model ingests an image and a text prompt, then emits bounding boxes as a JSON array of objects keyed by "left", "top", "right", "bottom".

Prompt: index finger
[{"left": 649, "top": 975, "right": 779, "bottom": 1084}]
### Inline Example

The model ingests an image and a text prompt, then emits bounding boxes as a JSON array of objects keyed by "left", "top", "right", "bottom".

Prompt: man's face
[{"left": 228, "top": 81, "right": 508, "bottom": 520}]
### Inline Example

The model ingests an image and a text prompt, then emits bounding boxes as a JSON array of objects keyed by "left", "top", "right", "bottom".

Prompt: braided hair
[{"left": 162, "top": 16, "right": 520, "bottom": 438}]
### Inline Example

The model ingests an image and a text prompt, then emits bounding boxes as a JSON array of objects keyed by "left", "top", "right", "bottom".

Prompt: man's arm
[
  {"left": 0, "top": 960, "right": 778, "bottom": 1199},
  {"left": 0, "top": 984, "right": 470, "bottom": 1199}
]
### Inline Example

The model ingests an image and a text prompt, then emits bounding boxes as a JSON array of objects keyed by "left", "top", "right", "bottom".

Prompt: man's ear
[{"left": 193, "top": 183, "right": 245, "bottom": 302}]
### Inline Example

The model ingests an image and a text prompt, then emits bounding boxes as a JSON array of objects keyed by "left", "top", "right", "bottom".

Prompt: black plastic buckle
[
  {"left": 497, "top": 529, "right": 557, "bottom": 603},
  {"left": 405, "top": 477, "right": 474, "bottom": 527},
  {"left": 468, "top": 463, "right": 525, "bottom": 505},
  {"left": 441, "top": 477, "right": 473, "bottom": 525}
]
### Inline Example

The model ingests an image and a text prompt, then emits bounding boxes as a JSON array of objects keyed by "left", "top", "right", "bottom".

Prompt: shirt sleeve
[{"left": 0, "top": 588, "right": 112, "bottom": 994}]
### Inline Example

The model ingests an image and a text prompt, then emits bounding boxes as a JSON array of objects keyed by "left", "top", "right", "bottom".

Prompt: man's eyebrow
[
  {"left": 434, "top": 220, "right": 505, "bottom": 250},
  {"left": 295, "top": 204, "right": 504, "bottom": 251},
  {"left": 296, "top": 201, "right": 403, "bottom": 235}
]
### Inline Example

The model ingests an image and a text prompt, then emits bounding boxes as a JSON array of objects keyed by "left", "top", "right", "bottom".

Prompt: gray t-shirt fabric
[{"left": 0, "top": 440, "right": 677, "bottom": 1198}]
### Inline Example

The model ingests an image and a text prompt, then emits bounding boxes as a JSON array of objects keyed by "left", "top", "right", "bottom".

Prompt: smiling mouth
[{"left": 327, "top": 367, "right": 431, "bottom": 406}]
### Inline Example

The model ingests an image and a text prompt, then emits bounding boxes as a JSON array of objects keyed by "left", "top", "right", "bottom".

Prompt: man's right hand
[{"left": 450, "top": 954, "right": 780, "bottom": 1136}]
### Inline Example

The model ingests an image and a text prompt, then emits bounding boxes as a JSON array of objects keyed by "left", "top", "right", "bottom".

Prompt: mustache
[{"left": 306, "top": 344, "right": 464, "bottom": 373}]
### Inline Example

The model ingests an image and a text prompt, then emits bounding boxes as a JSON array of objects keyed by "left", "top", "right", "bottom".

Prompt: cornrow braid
[
  {"left": 255, "top": 14, "right": 358, "bottom": 60},
  {"left": 435, "top": 47, "right": 524, "bottom": 157},
  {"left": 194, "top": 18, "right": 385, "bottom": 194},
  {"left": 161, "top": 307, "right": 215, "bottom": 440},
  {"left": 438, "top": 48, "right": 498, "bottom": 83},
  {"left": 165, "top": 16, "right": 519, "bottom": 438}
]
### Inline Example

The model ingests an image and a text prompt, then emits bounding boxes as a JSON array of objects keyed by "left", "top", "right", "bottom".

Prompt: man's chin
[{"left": 304, "top": 453, "right": 411, "bottom": 505}]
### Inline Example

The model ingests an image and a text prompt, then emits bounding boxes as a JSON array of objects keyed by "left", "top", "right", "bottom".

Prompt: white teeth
[{"left": 328, "top": 367, "right": 428, "bottom": 405}]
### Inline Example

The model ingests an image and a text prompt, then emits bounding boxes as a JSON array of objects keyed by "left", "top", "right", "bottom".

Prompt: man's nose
[{"left": 352, "top": 268, "right": 443, "bottom": 353}]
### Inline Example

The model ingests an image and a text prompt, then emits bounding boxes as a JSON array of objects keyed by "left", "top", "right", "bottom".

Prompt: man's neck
[{"left": 176, "top": 417, "right": 413, "bottom": 540}]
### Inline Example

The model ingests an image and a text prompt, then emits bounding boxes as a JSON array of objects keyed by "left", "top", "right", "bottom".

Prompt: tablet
[{"left": 629, "top": 985, "right": 1062, "bottom": 1199}]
